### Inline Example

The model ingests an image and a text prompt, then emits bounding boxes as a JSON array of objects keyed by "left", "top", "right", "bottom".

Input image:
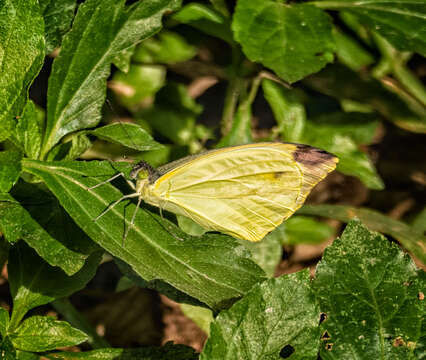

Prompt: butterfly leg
[
  {"left": 122, "top": 196, "right": 143, "bottom": 246},
  {"left": 93, "top": 193, "right": 140, "bottom": 221}
]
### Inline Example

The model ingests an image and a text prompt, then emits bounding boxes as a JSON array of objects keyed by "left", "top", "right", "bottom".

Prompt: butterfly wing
[{"left": 144, "top": 143, "right": 338, "bottom": 241}]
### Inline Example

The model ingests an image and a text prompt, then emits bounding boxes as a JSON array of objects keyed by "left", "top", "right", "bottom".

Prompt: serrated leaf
[
  {"left": 10, "top": 316, "right": 87, "bottom": 352},
  {"left": 232, "top": 0, "right": 335, "bottom": 83},
  {"left": 304, "top": 63, "right": 426, "bottom": 133},
  {"left": 298, "top": 204, "right": 426, "bottom": 264},
  {"left": 8, "top": 241, "right": 102, "bottom": 330},
  {"left": 111, "top": 64, "right": 166, "bottom": 110},
  {"left": 0, "top": 151, "right": 22, "bottom": 193},
  {"left": 0, "top": 191, "right": 97, "bottom": 275},
  {"left": 0, "top": 0, "right": 45, "bottom": 142},
  {"left": 172, "top": 3, "right": 233, "bottom": 43},
  {"left": 133, "top": 31, "right": 197, "bottom": 64},
  {"left": 40, "top": 0, "right": 181, "bottom": 158},
  {"left": 262, "top": 79, "right": 305, "bottom": 142},
  {"left": 45, "top": 342, "right": 198, "bottom": 359},
  {"left": 90, "top": 123, "right": 163, "bottom": 151},
  {"left": 201, "top": 270, "right": 320, "bottom": 360},
  {"left": 315, "top": 0, "right": 426, "bottom": 56},
  {"left": 9, "top": 101, "right": 44, "bottom": 160},
  {"left": 21, "top": 159, "right": 266, "bottom": 311},
  {"left": 39, "top": 0, "right": 77, "bottom": 53},
  {"left": 314, "top": 220, "right": 424, "bottom": 359}
]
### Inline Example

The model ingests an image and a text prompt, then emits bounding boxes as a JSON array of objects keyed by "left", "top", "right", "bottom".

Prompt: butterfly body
[{"left": 132, "top": 142, "right": 338, "bottom": 241}]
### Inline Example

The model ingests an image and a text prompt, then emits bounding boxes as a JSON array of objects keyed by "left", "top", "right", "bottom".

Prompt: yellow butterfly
[{"left": 92, "top": 142, "right": 338, "bottom": 242}]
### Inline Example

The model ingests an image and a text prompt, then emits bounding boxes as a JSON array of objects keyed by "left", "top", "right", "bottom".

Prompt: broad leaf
[
  {"left": 299, "top": 204, "right": 426, "bottom": 264},
  {"left": 39, "top": 0, "right": 76, "bottom": 53},
  {"left": 304, "top": 63, "right": 426, "bottom": 133},
  {"left": 180, "top": 303, "right": 213, "bottom": 335},
  {"left": 133, "top": 31, "right": 197, "bottom": 64},
  {"left": 8, "top": 241, "right": 102, "bottom": 330},
  {"left": 90, "top": 123, "right": 163, "bottom": 151},
  {"left": 301, "top": 112, "right": 384, "bottom": 189},
  {"left": 283, "top": 216, "right": 334, "bottom": 245},
  {"left": 22, "top": 159, "right": 266, "bottom": 311},
  {"left": 172, "top": 3, "right": 233, "bottom": 43},
  {"left": 0, "top": 151, "right": 22, "bottom": 193},
  {"left": 0, "top": 307, "right": 9, "bottom": 337},
  {"left": 9, "top": 101, "right": 44, "bottom": 160},
  {"left": 46, "top": 342, "right": 198, "bottom": 359},
  {"left": 10, "top": 316, "right": 87, "bottom": 352},
  {"left": 0, "top": 0, "right": 44, "bottom": 142},
  {"left": 240, "top": 230, "right": 282, "bottom": 277},
  {"left": 232, "top": 0, "right": 335, "bottom": 83},
  {"left": 314, "top": 0, "right": 426, "bottom": 56},
  {"left": 314, "top": 220, "right": 425, "bottom": 359},
  {"left": 262, "top": 79, "right": 305, "bottom": 142},
  {"left": 0, "top": 190, "right": 97, "bottom": 275},
  {"left": 41, "top": 0, "right": 181, "bottom": 158},
  {"left": 111, "top": 64, "right": 166, "bottom": 110},
  {"left": 201, "top": 270, "right": 320, "bottom": 359}
]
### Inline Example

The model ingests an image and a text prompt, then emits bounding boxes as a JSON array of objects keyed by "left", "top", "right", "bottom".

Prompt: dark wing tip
[{"left": 292, "top": 144, "right": 338, "bottom": 167}]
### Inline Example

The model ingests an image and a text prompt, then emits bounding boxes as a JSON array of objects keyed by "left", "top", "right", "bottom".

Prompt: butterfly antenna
[{"left": 122, "top": 196, "right": 143, "bottom": 246}]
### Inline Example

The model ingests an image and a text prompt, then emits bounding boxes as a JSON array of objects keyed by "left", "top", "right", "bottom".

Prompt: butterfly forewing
[{"left": 142, "top": 143, "right": 338, "bottom": 241}]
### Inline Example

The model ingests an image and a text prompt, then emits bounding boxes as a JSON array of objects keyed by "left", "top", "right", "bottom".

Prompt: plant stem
[{"left": 52, "top": 298, "right": 110, "bottom": 349}]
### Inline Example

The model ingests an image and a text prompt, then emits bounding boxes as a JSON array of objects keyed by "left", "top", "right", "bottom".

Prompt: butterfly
[{"left": 91, "top": 142, "right": 338, "bottom": 242}]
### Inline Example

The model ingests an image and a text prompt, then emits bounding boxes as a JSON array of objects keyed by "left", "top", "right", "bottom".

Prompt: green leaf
[
  {"left": 0, "top": 0, "right": 45, "bottom": 142},
  {"left": 298, "top": 204, "right": 426, "bottom": 264},
  {"left": 262, "top": 79, "right": 306, "bottom": 142},
  {"left": 313, "top": 0, "right": 426, "bottom": 56},
  {"left": 201, "top": 270, "right": 320, "bottom": 359},
  {"left": 111, "top": 64, "right": 166, "bottom": 110},
  {"left": 232, "top": 0, "right": 335, "bottom": 83},
  {"left": 0, "top": 151, "right": 22, "bottom": 193},
  {"left": 8, "top": 241, "right": 102, "bottom": 330},
  {"left": 172, "top": 3, "right": 233, "bottom": 43},
  {"left": 45, "top": 342, "right": 198, "bottom": 359},
  {"left": 0, "top": 337, "right": 16, "bottom": 360},
  {"left": 301, "top": 112, "right": 384, "bottom": 189},
  {"left": 113, "top": 45, "right": 136, "bottom": 73},
  {"left": 239, "top": 230, "right": 282, "bottom": 278},
  {"left": 0, "top": 190, "right": 97, "bottom": 275},
  {"left": 10, "top": 316, "right": 87, "bottom": 352},
  {"left": 314, "top": 220, "right": 424, "bottom": 359},
  {"left": 9, "top": 101, "right": 44, "bottom": 160},
  {"left": 0, "top": 307, "right": 9, "bottom": 337},
  {"left": 16, "top": 350, "right": 40, "bottom": 360},
  {"left": 333, "top": 28, "right": 375, "bottom": 71},
  {"left": 180, "top": 303, "right": 213, "bottom": 335},
  {"left": 41, "top": 0, "right": 182, "bottom": 158},
  {"left": 47, "top": 132, "right": 92, "bottom": 161},
  {"left": 142, "top": 83, "right": 203, "bottom": 151},
  {"left": 39, "top": 0, "right": 77, "bottom": 53},
  {"left": 21, "top": 159, "right": 266, "bottom": 312},
  {"left": 412, "top": 207, "right": 426, "bottom": 234},
  {"left": 284, "top": 216, "right": 335, "bottom": 245},
  {"left": 90, "top": 123, "right": 163, "bottom": 152},
  {"left": 304, "top": 63, "right": 426, "bottom": 133},
  {"left": 133, "top": 31, "right": 197, "bottom": 64}
]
